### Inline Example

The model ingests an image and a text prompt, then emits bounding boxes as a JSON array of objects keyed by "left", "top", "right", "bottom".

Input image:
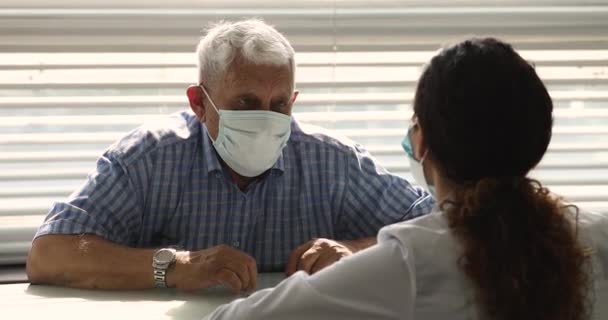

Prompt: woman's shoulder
[
  {"left": 569, "top": 208, "right": 608, "bottom": 320},
  {"left": 379, "top": 205, "right": 608, "bottom": 246},
  {"left": 563, "top": 206, "right": 608, "bottom": 247},
  {"left": 575, "top": 208, "right": 608, "bottom": 229},
  {"left": 573, "top": 208, "right": 608, "bottom": 256},
  {"left": 378, "top": 207, "right": 450, "bottom": 245},
  {"left": 377, "top": 208, "right": 461, "bottom": 271}
]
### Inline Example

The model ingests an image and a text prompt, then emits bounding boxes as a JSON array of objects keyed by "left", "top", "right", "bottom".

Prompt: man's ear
[
  {"left": 292, "top": 90, "right": 299, "bottom": 104},
  {"left": 186, "top": 85, "right": 205, "bottom": 122}
]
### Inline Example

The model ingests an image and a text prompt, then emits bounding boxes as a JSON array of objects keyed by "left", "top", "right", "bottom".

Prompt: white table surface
[{"left": 2, "top": 273, "right": 285, "bottom": 320}]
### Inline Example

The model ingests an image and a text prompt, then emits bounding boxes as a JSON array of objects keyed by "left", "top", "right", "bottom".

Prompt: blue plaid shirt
[{"left": 35, "top": 111, "right": 433, "bottom": 271}]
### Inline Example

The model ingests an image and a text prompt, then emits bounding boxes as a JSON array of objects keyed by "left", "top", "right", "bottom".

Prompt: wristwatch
[{"left": 152, "top": 248, "right": 177, "bottom": 288}]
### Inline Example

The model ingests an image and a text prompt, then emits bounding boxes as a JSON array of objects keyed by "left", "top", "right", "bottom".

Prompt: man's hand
[
  {"left": 285, "top": 238, "right": 356, "bottom": 276},
  {"left": 167, "top": 245, "right": 257, "bottom": 294}
]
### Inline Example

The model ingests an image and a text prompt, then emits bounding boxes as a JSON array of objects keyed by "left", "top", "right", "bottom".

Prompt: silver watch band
[{"left": 153, "top": 268, "right": 168, "bottom": 288}]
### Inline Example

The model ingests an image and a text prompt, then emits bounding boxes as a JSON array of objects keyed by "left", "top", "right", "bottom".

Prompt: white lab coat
[{"left": 205, "top": 207, "right": 608, "bottom": 320}]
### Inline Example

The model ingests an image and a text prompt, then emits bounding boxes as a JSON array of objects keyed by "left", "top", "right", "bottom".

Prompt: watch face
[{"left": 154, "top": 249, "right": 176, "bottom": 264}]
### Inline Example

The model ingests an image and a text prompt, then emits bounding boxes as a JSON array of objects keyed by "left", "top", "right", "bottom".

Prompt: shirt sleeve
[
  {"left": 204, "top": 239, "right": 416, "bottom": 320},
  {"left": 336, "top": 143, "right": 434, "bottom": 239},
  {"left": 33, "top": 152, "right": 143, "bottom": 246}
]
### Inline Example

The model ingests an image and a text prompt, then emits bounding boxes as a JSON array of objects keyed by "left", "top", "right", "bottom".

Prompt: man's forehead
[
  {"left": 225, "top": 63, "right": 292, "bottom": 82},
  {"left": 220, "top": 64, "right": 294, "bottom": 95}
]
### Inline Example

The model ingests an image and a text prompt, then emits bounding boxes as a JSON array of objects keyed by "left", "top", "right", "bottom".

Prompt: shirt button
[{"left": 232, "top": 241, "right": 240, "bottom": 248}]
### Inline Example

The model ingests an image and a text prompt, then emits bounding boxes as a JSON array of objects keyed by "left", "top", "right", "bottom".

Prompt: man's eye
[{"left": 238, "top": 98, "right": 261, "bottom": 109}]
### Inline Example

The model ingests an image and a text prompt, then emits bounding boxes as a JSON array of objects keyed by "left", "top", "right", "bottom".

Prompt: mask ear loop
[
  {"left": 199, "top": 85, "right": 221, "bottom": 115},
  {"left": 419, "top": 150, "right": 429, "bottom": 165},
  {"left": 410, "top": 118, "right": 428, "bottom": 163}
]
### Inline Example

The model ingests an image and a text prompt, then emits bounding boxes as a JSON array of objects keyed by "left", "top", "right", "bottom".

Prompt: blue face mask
[
  {"left": 201, "top": 86, "right": 292, "bottom": 177},
  {"left": 401, "top": 124, "right": 436, "bottom": 197}
]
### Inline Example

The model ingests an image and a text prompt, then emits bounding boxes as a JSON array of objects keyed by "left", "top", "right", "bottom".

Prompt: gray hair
[{"left": 196, "top": 19, "right": 296, "bottom": 86}]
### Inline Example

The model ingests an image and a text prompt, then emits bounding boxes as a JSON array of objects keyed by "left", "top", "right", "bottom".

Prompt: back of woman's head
[
  {"left": 414, "top": 38, "right": 590, "bottom": 320},
  {"left": 415, "top": 38, "right": 551, "bottom": 181}
]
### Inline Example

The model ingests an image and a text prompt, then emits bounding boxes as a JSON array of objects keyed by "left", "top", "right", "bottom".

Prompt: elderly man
[{"left": 26, "top": 19, "right": 432, "bottom": 293}]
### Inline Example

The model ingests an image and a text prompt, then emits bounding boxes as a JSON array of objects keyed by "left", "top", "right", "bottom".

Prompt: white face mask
[
  {"left": 401, "top": 125, "right": 436, "bottom": 197},
  {"left": 200, "top": 86, "right": 292, "bottom": 177}
]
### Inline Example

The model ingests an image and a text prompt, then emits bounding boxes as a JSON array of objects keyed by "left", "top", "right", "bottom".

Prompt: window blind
[{"left": 1, "top": 0, "right": 607, "bottom": 265}]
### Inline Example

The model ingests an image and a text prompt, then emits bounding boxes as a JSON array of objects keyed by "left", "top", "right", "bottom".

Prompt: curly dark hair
[{"left": 413, "top": 38, "right": 591, "bottom": 320}]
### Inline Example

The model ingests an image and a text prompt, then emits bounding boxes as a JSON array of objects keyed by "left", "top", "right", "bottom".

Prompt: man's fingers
[
  {"left": 297, "top": 249, "right": 321, "bottom": 274},
  {"left": 216, "top": 268, "right": 242, "bottom": 294},
  {"left": 310, "top": 251, "right": 339, "bottom": 274},
  {"left": 225, "top": 261, "right": 250, "bottom": 292},
  {"left": 286, "top": 241, "right": 313, "bottom": 276}
]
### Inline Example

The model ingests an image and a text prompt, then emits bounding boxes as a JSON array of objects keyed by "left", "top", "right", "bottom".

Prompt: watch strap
[{"left": 153, "top": 268, "right": 168, "bottom": 288}]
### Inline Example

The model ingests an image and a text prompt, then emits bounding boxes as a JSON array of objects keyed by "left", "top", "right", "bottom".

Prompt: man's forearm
[{"left": 27, "top": 234, "right": 157, "bottom": 289}]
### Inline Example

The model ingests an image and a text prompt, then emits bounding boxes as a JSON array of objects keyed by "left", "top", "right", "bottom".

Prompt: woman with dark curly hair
[{"left": 206, "top": 38, "right": 608, "bottom": 320}]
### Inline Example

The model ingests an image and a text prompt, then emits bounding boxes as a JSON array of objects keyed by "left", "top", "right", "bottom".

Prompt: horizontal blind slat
[
  {"left": 1, "top": 90, "right": 607, "bottom": 109},
  {"left": 1, "top": 50, "right": 608, "bottom": 69},
  {"left": 4, "top": 108, "right": 608, "bottom": 127}
]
